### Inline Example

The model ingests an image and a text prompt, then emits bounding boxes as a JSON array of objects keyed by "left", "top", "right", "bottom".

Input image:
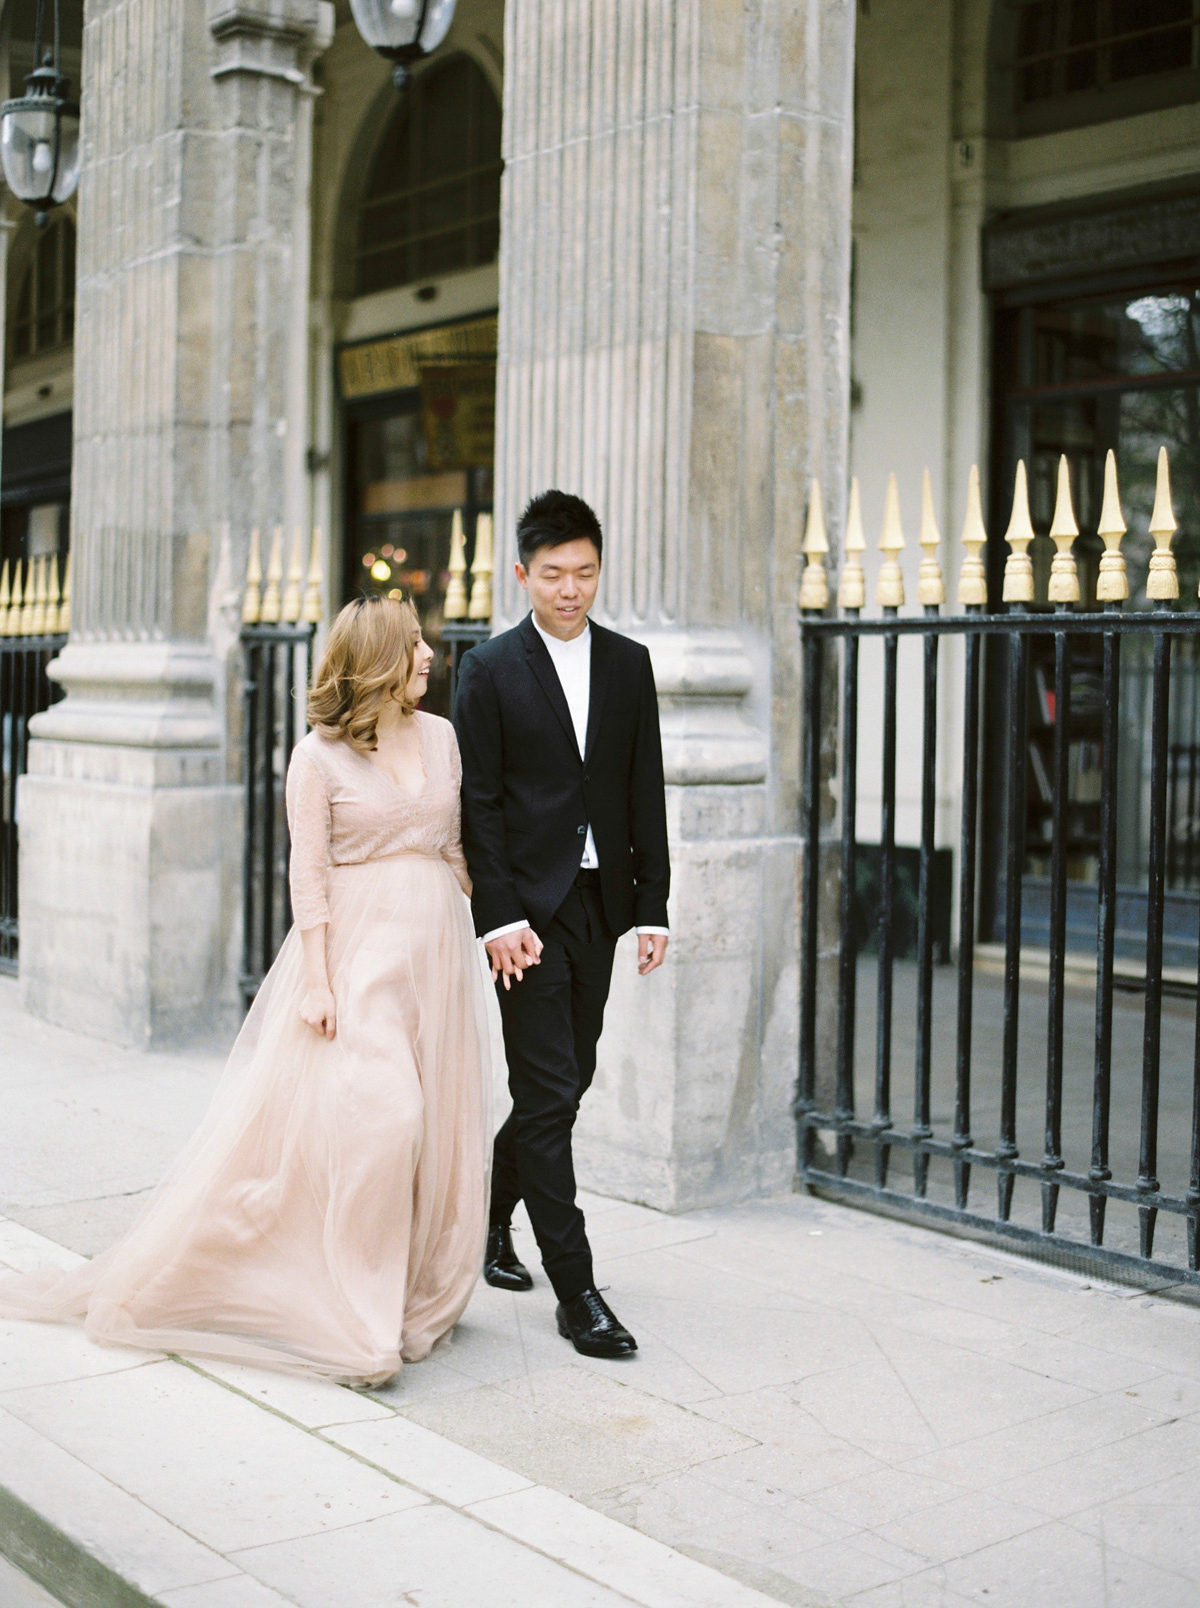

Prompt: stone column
[
  {"left": 18, "top": 0, "right": 330, "bottom": 1047},
  {"left": 494, "top": 1, "right": 855, "bottom": 1208}
]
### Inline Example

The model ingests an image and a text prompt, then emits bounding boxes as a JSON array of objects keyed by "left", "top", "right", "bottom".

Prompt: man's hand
[
  {"left": 637, "top": 934, "right": 668, "bottom": 976},
  {"left": 486, "top": 927, "right": 544, "bottom": 990}
]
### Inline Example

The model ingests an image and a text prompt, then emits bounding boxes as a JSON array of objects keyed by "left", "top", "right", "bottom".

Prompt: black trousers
[{"left": 491, "top": 875, "right": 616, "bottom": 1302}]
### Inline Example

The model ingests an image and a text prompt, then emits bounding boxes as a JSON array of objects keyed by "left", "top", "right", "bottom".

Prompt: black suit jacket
[{"left": 453, "top": 615, "right": 670, "bottom": 939}]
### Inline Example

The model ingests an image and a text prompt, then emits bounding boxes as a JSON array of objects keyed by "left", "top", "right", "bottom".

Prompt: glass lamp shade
[
  {"left": 349, "top": 0, "right": 456, "bottom": 73},
  {"left": 0, "top": 64, "right": 80, "bottom": 210}
]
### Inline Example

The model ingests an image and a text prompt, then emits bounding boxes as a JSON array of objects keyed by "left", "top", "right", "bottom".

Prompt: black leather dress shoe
[
  {"left": 484, "top": 1224, "right": 533, "bottom": 1291},
  {"left": 556, "top": 1287, "right": 637, "bottom": 1358}
]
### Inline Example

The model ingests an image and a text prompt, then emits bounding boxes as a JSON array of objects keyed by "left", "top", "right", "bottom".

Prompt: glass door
[
  {"left": 343, "top": 390, "right": 493, "bottom": 718},
  {"left": 987, "top": 280, "right": 1200, "bottom": 959}
]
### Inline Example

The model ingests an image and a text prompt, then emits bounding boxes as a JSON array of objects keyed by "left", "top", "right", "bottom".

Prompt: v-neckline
[{"left": 362, "top": 715, "right": 428, "bottom": 801}]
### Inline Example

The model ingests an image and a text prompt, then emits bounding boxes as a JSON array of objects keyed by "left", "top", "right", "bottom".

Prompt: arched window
[
  {"left": 10, "top": 216, "right": 75, "bottom": 361},
  {"left": 355, "top": 53, "right": 502, "bottom": 297}
]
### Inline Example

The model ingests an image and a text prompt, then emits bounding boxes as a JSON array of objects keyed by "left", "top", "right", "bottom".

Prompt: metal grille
[
  {"left": 797, "top": 487, "right": 1200, "bottom": 1286},
  {"left": 240, "top": 622, "right": 315, "bottom": 1006},
  {"left": 0, "top": 634, "right": 66, "bottom": 973}
]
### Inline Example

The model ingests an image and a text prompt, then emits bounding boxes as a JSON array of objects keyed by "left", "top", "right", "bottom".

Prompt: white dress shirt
[{"left": 482, "top": 617, "right": 669, "bottom": 944}]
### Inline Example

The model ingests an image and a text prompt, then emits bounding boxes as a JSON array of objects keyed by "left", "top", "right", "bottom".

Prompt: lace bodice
[{"left": 285, "top": 713, "right": 471, "bottom": 929}]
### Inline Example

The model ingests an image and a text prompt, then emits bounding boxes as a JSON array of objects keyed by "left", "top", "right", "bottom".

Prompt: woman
[{"left": 0, "top": 597, "right": 493, "bottom": 1386}]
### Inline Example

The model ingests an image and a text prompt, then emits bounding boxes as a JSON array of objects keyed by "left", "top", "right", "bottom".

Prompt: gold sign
[
  {"left": 420, "top": 364, "right": 496, "bottom": 470},
  {"left": 338, "top": 314, "right": 498, "bottom": 400}
]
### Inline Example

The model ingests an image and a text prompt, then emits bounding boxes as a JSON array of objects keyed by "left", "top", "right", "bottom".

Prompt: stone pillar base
[
  {"left": 578, "top": 789, "right": 800, "bottom": 1213},
  {"left": 19, "top": 747, "right": 243, "bottom": 1050},
  {"left": 573, "top": 629, "right": 800, "bottom": 1213},
  {"left": 18, "top": 643, "right": 243, "bottom": 1049}
]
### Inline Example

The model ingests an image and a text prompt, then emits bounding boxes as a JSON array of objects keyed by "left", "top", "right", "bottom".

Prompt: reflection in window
[
  {"left": 355, "top": 54, "right": 502, "bottom": 297},
  {"left": 10, "top": 216, "right": 75, "bottom": 360},
  {"left": 995, "top": 285, "right": 1200, "bottom": 609},
  {"left": 1010, "top": 290, "right": 1200, "bottom": 388},
  {"left": 1013, "top": 0, "right": 1199, "bottom": 111}
]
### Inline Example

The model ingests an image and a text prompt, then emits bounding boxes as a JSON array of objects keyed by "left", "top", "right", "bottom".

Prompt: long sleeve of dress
[
  {"left": 286, "top": 746, "right": 332, "bottom": 929},
  {"left": 441, "top": 728, "right": 473, "bottom": 900}
]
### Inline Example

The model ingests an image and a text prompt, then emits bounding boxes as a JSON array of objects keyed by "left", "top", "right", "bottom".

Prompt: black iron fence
[
  {"left": 797, "top": 455, "right": 1200, "bottom": 1287},
  {"left": 1, "top": 633, "right": 67, "bottom": 974},
  {"left": 1, "top": 555, "right": 69, "bottom": 975},
  {"left": 240, "top": 621, "right": 315, "bottom": 1005}
]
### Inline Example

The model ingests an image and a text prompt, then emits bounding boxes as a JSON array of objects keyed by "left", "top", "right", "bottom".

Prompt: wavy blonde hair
[{"left": 307, "top": 596, "right": 421, "bottom": 752}]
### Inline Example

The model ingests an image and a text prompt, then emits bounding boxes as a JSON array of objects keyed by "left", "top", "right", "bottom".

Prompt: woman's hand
[{"left": 300, "top": 985, "right": 337, "bottom": 1040}]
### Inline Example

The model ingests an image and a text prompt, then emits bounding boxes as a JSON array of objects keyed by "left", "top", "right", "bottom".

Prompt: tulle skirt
[{"left": 0, "top": 852, "right": 492, "bottom": 1387}]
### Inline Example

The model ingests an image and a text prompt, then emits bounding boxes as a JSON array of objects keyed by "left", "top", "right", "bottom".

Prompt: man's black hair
[{"left": 516, "top": 490, "right": 603, "bottom": 568}]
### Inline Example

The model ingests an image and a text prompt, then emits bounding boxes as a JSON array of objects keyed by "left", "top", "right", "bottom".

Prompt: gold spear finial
[
  {"left": 1002, "top": 460, "right": 1036, "bottom": 605},
  {"left": 1095, "top": 450, "right": 1128, "bottom": 604},
  {"left": 467, "top": 512, "right": 494, "bottom": 621},
  {"left": 917, "top": 468, "right": 945, "bottom": 607},
  {"left": 1147, "top": 445, "right": 1179, "bottom": 603},
  {"left": 9, "top": 560, "right": 24, "bottom": 637},
  {"left": 0, "top": 560, "right": 9, "bottom": 638},
  {"left": 57, "top": 551, "right": 72, "bottom": 634},
  {"left": 444, "top": 507, "right": 468, "bottom": 619},
  {"left": 260, "top": 526, "right": 283, "bottom": 623},
  {"left": 46, "top": 554, "right": 62, "bottom": 634},
  {"left": 281, "top": 527, "right": 304, "bottom": 623},
  {"left": 242, "top": 528, "right": 263, "bottom": 624},
  {"left": 303, "top": 527, "right": 322, "bottom": 624},
  {"left": 838, "top": 477, "right": 867, "bottom": 611},
  {"left": 30, "top": 555, "right": 49, "bottom": 634},
  {"left": 798, "top": 479, "right": 830, "bottom": 611},
  {"left": 20, "top": 556, "right": 38, "bottom": 634},
  {"left": 876, "top": 473, "right": 905, "bottom": 609},
  {"left": 957, "top": 465, "right": 988, "bottom": 608},
  {"left": 1046, "top": 455, "right": 1080, "bottom": 605}
]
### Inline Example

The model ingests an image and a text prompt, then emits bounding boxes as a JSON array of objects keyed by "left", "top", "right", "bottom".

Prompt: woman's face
[{"left": 403, "top": 633, "right": 435, "bottom": 703}]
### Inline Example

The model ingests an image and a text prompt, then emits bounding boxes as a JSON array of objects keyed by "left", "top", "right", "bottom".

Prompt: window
[
  {"left": 1016, "top": 0, "right": 1198, "bottom": 107},
  {"left": 996, "top": 0, "right": 1200, "bottom": 135},
  {"left": 9, "top": 216, "right": 75, "bottom": 361},
  {"left": 355, "top": 54, "right": 502, "bottom": 298}
]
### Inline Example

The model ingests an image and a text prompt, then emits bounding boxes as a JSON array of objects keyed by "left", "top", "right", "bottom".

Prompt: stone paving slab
[
  {"left": 0, "top": 1222, "right": 782, "bottom": 1608},
  {"left": 5, "top": 978, "right": 1200, "bottom": 1607}
]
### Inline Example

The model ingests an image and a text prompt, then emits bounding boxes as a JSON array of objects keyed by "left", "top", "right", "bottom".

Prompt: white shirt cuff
[
  {"left": 635, "top": 927, "right": 670, "bottom": 937},
  {"left": 482, "top": 919, "right": 532, "bottom": 943}
]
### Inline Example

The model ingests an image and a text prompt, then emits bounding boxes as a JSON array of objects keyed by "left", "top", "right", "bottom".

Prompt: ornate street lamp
[
  {"left": 348, "top": 0, "right": 457, "bottom": 92},
  {"left": 0, "top": 0, "right": 80, "bottom": 225}
]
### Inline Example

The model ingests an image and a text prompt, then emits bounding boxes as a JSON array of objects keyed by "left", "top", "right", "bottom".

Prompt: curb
[{"left": 0, "top": 1480, "right": 159, "bottom": 1608}]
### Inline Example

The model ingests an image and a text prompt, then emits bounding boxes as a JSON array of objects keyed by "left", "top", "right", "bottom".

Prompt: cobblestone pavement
[{"left": 3, "top": 978, "right": 1200, "bottom": 1608}]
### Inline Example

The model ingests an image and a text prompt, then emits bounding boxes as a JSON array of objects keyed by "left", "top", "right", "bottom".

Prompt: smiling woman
[{"left": 0, "top": 596, "right": 490, "bottom": 1388}]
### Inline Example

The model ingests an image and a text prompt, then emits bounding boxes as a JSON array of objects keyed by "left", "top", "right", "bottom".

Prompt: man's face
[{"left": 516, "top": 537, "right": 601, "bottom": 640}]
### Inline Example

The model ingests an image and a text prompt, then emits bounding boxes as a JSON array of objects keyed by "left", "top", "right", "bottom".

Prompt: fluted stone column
[
  {"left": 494, "top": 1, "right": 855, "bottom": 1208},
  {"left": 18, "top": 0, "right": 330, "bottom": 1046}
]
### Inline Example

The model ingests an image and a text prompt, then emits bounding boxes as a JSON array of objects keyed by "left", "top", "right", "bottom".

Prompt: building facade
[{"left": 5, "top": 0, "right": 1199, "bottom": 1210}]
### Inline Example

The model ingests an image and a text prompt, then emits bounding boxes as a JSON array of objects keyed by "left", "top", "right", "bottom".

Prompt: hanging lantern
[
  {"left": 348, "top": 0, "right": 457, "bottom": 91},
  {"left": 0, "top": 0, "right": 80, "bottom": 226}
]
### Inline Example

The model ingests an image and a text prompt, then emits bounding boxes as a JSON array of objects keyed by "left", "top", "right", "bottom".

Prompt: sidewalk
[{"left": 4, "top": 978, "right": 1200, "bottom": 1608}]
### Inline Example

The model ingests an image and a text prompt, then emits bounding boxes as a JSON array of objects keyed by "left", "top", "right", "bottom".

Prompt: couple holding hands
[{"left": 0, "top": 490, "right": 670, "bottom": 1387}]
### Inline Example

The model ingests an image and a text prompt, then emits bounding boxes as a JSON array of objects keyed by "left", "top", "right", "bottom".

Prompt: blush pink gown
[{"left": 0, "top": 713, "right": 491, "bottom": 1387}]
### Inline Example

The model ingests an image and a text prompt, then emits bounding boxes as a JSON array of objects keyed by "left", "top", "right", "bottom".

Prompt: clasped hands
[{"left": 485, "top": 927, "right": 668, "bottom": 988}]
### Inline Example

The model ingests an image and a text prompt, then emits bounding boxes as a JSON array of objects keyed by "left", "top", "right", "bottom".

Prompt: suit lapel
[
  {"left": 584, "top": 624, "right": 611, "bottom": 761},
  {"left": 521, "top": 615, "right": 580, "bottom": 757}
]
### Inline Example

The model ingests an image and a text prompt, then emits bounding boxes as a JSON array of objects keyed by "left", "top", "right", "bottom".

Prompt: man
[{"left": 453, "top": 490, "right": 670, "bottom": 1359}]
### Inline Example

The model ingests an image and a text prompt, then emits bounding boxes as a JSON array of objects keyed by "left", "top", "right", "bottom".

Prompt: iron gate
[
  {"left": 797, "top": 454, "right": 1200, "bottom": 1286},
  {"left": 0, "top": 558, "right": 68, "bottom": 975},
  {"left": 239, "top": 620, "right": 316, "bottom": 1006}
]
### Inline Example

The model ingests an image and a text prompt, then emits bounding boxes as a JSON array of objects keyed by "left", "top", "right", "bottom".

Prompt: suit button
[
  {"left": 583, "top": 774, "right": 590, "bottom": 783},
  {"left": 577, "top": 825, "right": 586, "bottom": 835}
]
